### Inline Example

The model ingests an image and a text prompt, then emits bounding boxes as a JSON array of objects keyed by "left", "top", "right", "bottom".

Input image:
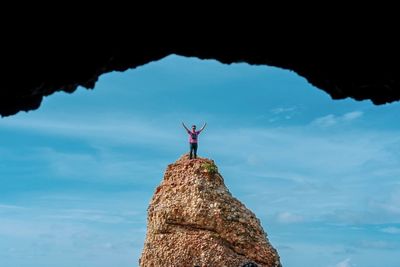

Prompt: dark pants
[{"left": 189, "top": 143, "right": 198, "bottom": 159}]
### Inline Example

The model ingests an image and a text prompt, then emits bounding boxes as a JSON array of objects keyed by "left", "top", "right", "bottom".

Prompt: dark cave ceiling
[{"left": 1, "top": 33, "right": 399, "bottom": 117}]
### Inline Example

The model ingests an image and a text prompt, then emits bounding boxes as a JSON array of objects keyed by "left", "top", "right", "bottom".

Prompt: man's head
[{"left": 192, "top": 125, "right": 196, "bottom": 130}]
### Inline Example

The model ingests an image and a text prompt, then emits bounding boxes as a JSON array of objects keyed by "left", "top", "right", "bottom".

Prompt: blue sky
[{"left": 1, "top": 55, "right": 400, "bottom": 267}]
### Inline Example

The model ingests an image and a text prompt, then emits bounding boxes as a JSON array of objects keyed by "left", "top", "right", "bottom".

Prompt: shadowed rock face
[
  {"left": 140, "top": 155, "right": 281, "bottom": 267},
  {"left": 1, "top": 34, "right": 400, "bottom": 116}
]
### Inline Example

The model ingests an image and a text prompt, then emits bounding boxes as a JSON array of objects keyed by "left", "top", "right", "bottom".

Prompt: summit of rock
[{"left": 140, "top": 154, "right": 281, "bottom": 267}]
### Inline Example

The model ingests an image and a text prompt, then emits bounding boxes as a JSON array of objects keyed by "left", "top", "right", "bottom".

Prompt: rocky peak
[{"left": 140, "top": 154, "right": 281, "bottom": 267}]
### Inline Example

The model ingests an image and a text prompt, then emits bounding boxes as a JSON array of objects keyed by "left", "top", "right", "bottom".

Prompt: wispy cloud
[
  {"left": 0, "top": 113, "right": 181, "bottom": 149},
  {"left": 312, "top": 114, "right": 337, "bottom": 127},
  {"left": 276, "top": 212, "right": 304, "bottom": 224},
  {"left": 342, "top": 111, "right": 363, "bottom": 121},
  {"left": 359, "top": 240, "right": 396, "bottom": 249},
  {"left": 334, "top": 258, "right": 352, "bottom": 267},
  {"left": 44, "top": 208, "right": 139, "bottom": 224},
  {"left": 311, "top": 111, "right": 363, "bottom": 127},
  {"left": 0, "top": 192, "right": 147, "bottom": 266},
  {"left": 0, "top": 204, "right": 25, "bottom": 210},
  {"left": 208, "top": 125, "right": 399, "bottom": 178},
  {"left": 205, "top": 125, "right": 400, "bottom": 225},
  {"left": 265, "top": 106, "right": 298, "bottom": 122},
  {"left": 271, "top": 106, "right": 297, "bottom": 114},
  {"left": 381, "top": 226, "right": 400, "bottom": 234},
  {"left": 369, "top": 190, "right": 400, "bottom": 216},
  {"left": 34, "top": 147, "right": 165, "bottom": 183}
]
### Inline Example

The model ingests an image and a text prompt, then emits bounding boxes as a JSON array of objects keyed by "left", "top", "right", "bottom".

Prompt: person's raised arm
[
  {"left": 199, "top": 122, "right": 207, "bottom": 132},
  {"left": 182, "top": 122, "right": 190, "bottom": 133}
]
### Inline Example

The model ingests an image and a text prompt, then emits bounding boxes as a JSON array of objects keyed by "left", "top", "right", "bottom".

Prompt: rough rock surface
[{"left": 140, "top": 155, "right": 281, "bottom": 267}]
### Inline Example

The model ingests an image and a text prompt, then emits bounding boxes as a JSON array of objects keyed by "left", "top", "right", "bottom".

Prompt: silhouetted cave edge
[{"left": 1, "top": 46, "right": 399, "bottom": 117}]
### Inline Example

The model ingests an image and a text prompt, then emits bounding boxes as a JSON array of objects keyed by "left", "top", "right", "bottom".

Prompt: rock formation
[
  {"left": 140, "top": 155, "right": 281, "bottom": 267},
  {"left": 2, "top": 30, "right": 400, "bottom": 116}
]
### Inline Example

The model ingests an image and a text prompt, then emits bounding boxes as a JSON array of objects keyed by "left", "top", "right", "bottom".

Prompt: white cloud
[
  {"left": 0, "top": 192, "right": 147, "bottom": 266},
  {"left": 32, "top": 147, "right": 166, "bottom": 184},
  {"left": 0, "top": 204, "right": 25, "bottom": 210},
  {"left": 45, "top": 208, "right": 135, "bottom": 224},
  {"left": 271, "top": 106, "right": 297, "bottom": 114},
  {"left": 276, "top": 212, "right": 304, "bottom": 223},
  {"left": 311, "top": 111, "right": 363, "bottom": 127},
  {"left": 0, "top": 217, "right": 141, "bottom": 266},
  {"left": 370, "top": 190, "right": 400, "bottom": 216},
  {"left": 205, "top": 125, "right": 400, "bottom": 225},
  {"left": 266, "top": 106, "right": 298, "bottom": 123},
  {"left": 313, "top": 114, "right": 338, "bottom": 127},
  {"left": 381, "top": 226, "right": 400, "bottom": 234},
  {"left": 360, "top": 240, "right": 395, "bottom": 249},
  {"left": 0, "top": 113, "right": 180, "bottom": 149},
  {"left": 343, "top": 111, "right": 363, "bottom": 121},
  {"left": 208, "top": 126, "right": 398, "bottom": 178},
  {"left": 335, "top": 258, "right": 352, "bottom": 267}
]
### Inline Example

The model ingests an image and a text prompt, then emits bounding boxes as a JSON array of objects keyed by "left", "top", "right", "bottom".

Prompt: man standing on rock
[{"left": 182, "top": 122, "right": 207, "bottom": 159}]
